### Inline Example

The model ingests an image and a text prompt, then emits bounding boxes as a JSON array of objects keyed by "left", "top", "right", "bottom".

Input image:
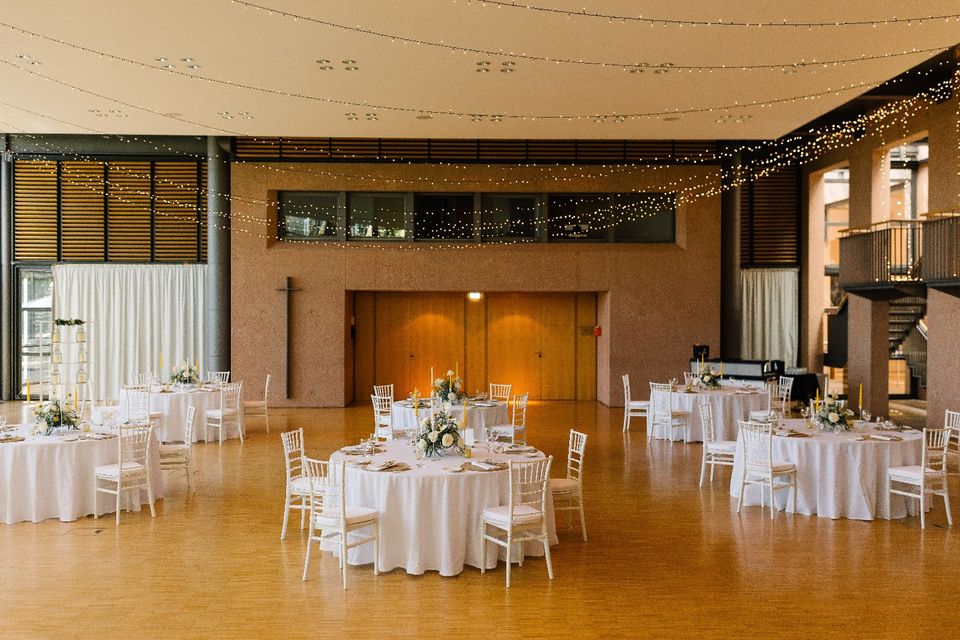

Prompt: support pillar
[
  {"left": 205, "top": 137, "right": 231, "bottom": 374},
  {"left": 926, "top": 289, "right": 960, "bottom": 428},
  {"left": 846, "top": 296, "right": 888, "bottom": 417},
  {"left": 1, "top": 140, "right": 11, "bottom": 400},
  {"left": 720, "top": 150, "right": 743, "bottom": 359}
]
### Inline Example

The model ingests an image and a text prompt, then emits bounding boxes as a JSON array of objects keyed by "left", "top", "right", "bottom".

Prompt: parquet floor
[{"left": 0, "top": 400, "right": 956, "bottom": 639}]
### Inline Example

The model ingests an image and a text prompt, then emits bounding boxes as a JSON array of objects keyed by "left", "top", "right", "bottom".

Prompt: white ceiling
[{"left": 0, "top": 0, "right": 958, "bottom": 140}]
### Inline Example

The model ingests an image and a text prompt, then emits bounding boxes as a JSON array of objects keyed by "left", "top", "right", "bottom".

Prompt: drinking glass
[
  {"left": 860, "top": 408, "right": 871, "bottom": 423},
  {"left": 799, "top": 406, "right": 810, "bottom": 421}
]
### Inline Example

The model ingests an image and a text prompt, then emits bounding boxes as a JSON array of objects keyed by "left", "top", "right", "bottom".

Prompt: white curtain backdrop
[
  {"left": 740, "top": 268, "right": 798, "bottom": 366},
  {"left": 52, "top": 264, "right": 206, "bottom": 401}
]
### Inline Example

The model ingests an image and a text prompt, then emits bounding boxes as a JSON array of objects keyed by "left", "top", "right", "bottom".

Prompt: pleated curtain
[
  {"left": 52, "top": 264, "right": 206, "bottom": 401},
  {"left": 740, "top": 268, "right": 799, "bottom": 366}
]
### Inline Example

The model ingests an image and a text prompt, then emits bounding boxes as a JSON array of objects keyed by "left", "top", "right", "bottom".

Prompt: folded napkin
[
  {"left": 462, "top": 460, "right": 508, "bottom": 472},
  {"left": 81, "top": 433, "right": 116, "bottom": 441},
  {"left": 368, "top": 460, "right": 410, "bottom": 473},
  {"left": 869, "top": 434, "right": 902, "bottom": 442},
  {"left": 775, "top": 429, "right": 810, "bottom": 438},
  {"left": 506, "top": 445, "right": 536, "bottom": 453},
  {"left": 0, "top": 434, "right": 26, "bottom": 443}
]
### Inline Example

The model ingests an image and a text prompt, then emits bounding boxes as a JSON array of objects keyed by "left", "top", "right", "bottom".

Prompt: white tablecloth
[
  {"left": 652, "top": 387, "right": 768, "bottom": 442},
  {"left": 328, "top": 439, "right": 558, "bottom": 576},
  {"left": 0, "top": 424, "right": 164, "bottom": 524},
  {"left": 391, "top": 400, "right": 509, "bottom": 433},
  {"left": 117, "top": 387, "right": 245, "bottom": 443},
  {"left": 730, "top": 419, "right": 924, "bottom": 520}
]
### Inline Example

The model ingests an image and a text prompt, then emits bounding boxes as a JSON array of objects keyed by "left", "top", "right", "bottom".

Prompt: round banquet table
[
  {"left": 117, "top": 386, "right": 245, "bottom": 443},
  {"left": 730, "top": 419, "right": 923, "bottom": 520},
  {"left": 652, "top": 386, "right": 768, "bottom": 443},
  {"left": 328, "top": 438, "right": 558, "bottom": 576},
  {"left": 390, "top": 400, "right": 509, "bottom": 433},
  {"left": 0, "top": 424, "right": 163, "bottom": 524}
]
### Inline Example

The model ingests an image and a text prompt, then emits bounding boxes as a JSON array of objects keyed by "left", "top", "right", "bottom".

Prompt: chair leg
[
  {"left": 93, "top": 480, "right": 98, "bottom": 519},
  {"left": 505, "top": 533, "right": 512, "bottom": 588},
  {"left": 578, "top": 492, "right": 588, "bottom": 542},
  {"left": 710, "top": 459, "right": 716, "bottom": 482},
  {"left": 115, "top": 487, "right": 121, "bottom": 526},
  {"left": 237, "top": 418, "right": 244, "bottom": 444},
  {"left": 480, "top": 522, "right": 487, "bottom": 574},
  {"left": 768, "top": 478, "right": 775, "bottom": 519},
  {"left": 736, "top": 475, "right": 747, "bottom": 513},
  {"left": 302, "top": 536, "right": 313, "bottom": 581},
  {"left": 281, "top": 491, "right": 292, "bottom": 540},
  {"left": 943, "top": 486, "right": 953, "bottom": 526},
  {"left": 342, "top": 536, "right": 348, "bottom": 590},
  {"left": 543, "top": 532, "right": 554, "bottom": 580},
  {"left": 699, "top": 452, "right": 708, "bottom": 487},
  {"left": 791, "top": 474, "right": 797, "bottom": 513},
  {"left": 264, "top": 408, "right": 270, "bottom": 435},
  {"left": 300, "top": 500, "right": 306, "bottom": 530},
  {"left": 622, "top": 411, "right": 629, "bottom": 432},
  {"left": 146, "top": 476, "right": 156, "bottom": 518},
  {"left": 373, "top": 521, "right": 380, "bottom": 575},
  {"left": 920, "top": 489, "right": 926, "bottom": 530}
]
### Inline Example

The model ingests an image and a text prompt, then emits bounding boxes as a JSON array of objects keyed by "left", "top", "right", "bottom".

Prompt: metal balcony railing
[
  {"left": 838, "top": 220, "right": 923, "bottom": 290},
  {"left": 922, "top": 210, "right": 960, "bottom": 285}
]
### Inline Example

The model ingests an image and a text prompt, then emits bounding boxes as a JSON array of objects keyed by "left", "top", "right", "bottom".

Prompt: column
[
  {"left": 205, "top": 137, "right": 231, "bottom": 373},
  {"left": 1, "top": 141, "right": 11, "bottom": 400},
  {"left": 720, "top": 149, "right": 742, "bottom": 359},
  {"left": 926, "top": 290, "right": 960, "bottom": 427},
  {"left": 845, "top": 295, "right": 889, "bottom": 417}
]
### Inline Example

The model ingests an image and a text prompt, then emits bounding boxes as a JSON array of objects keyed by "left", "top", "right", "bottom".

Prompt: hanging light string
[
  {"left": 11, "top": 73, "right": 953, "bottom": 243},
  {"left": 227, "top": 1, "right": 952, "bottom": 72},
  {"left": 451, "top": 1, "right": 960, "bottom": 28},
  {"left": 0, "top": 20, "right": 947, "bottom": 122}
]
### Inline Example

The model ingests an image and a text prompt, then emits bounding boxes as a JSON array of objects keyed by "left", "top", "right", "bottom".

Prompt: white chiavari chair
[
  {"left": 622, "top": 374, "right": 650, "bottom": 433},
  {"left": 243, "top": 374, "right": 272, "bottom": 434},
  {"left": 945, "top": 410, "right": 960, "bottom": 473},
  {"left": 699, "top": 403, "right": 736, "bottom": 486},
  {"left": 302, "top": 458, "right": 380, "bottom": 589},
  {"left": 777, "top": 376, "right": 794, "bottom": 413},
  {"left": 94, "top": 422, "right": 156, "bottom": 526},
  {"left": 749, "top": 379, "right": 792, "bottom": 421},
  {"left": 280, "top": 428, "right": 310, "bottom": 540},
  {"left": 736, "top": 419, "right": 797, "bottom": 519},
  {"left": 648, "top": 382, "right": 690, "bottom": 442},
  {"left": 489, "top": 393, "right": 529, "bottom": 444},
  {"left": 480, "top": 456, "right": 554, "bottom": 588},
  {"left": 371, "top": 394, "right": 395, "bottom": 440},
  {"left": 206, "top": 371, "right": 231, "bottom": 384},
  {"left": 683, "top": 372, "right": 694, "bottom": 386},
  {"left": 204, "top": 382, "right": 243, "bottom": 444},
  {"left": 123, "top": 385, "right": 163, "bottom": 424},
  {"left": 129, "top": 373, "right": 154, "bottom": 388},
  {"left": 488, "top": 383, "right": 512, "bottom": 403},
  {"left": 159, "top": 404, "right": 196, "bottom": 492},
  {"left": 373, "top": 384, "right": 394, "bottom": 400},
  {"left": 888, "top": 427, "right": 953, "bottom": 530},
  {"left": 550, "top": 430, "right": 587, "bottom": 541}
]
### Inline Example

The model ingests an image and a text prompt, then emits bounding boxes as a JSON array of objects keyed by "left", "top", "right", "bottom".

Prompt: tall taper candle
[{"left": 858, "top": 383, "right": 863, "bottom": 410}]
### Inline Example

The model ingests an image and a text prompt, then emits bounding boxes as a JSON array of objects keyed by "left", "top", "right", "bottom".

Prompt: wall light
[{"left": 467, "top": 291, "right": 483, "bottom": 301}]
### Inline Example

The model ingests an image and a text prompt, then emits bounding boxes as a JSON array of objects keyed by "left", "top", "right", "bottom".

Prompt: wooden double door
[{"left": 352, "top": 292, "right": 595, "bottom": 401}]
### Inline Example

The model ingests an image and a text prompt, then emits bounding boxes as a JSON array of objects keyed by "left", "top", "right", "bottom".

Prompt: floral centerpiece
[
  {"left": 33, "top": 399, "right": 80, "bottom": 436},
  {"left": 813, "top": 394, "right": 854, "bottom": 432},
  {"left": 415, "top": 411, "right": 464, "bottom": 458},
  {"left": 433, "top": 370, "right": 465, "bottom": 404},
  {"left": 53, "top": 318, "right": 85, "bottom": 326},
  {"left": 697, "top": 366, "right": 722, "bottom": 389},
  {"left": 170, "top": 362, "right": 200, "bottom": 385}
]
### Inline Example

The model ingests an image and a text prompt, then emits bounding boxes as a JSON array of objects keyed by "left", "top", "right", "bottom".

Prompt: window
[
  {"left": 348, "top": 193, "right": 406, "bottom": 240},
  {"left": 548, "top": 193, "right": 675, "bottom": 242},
  {"left": 480, "top": 194, "right": 538, "bottom": 241},
  {"left": 279, "top": 192, "right": 339, "bottom": 239},
  {"left": 18, "top": 269, "right": 52, "bottom": 398},
  {"left": 413, "top": 194, "right": 474, "bottom": 240},
  {"left": 823, "top": 168, "right": 849, "bottom": 272},
  {"left": 613, "top": 193, "right": 676, "bottom": 242}
]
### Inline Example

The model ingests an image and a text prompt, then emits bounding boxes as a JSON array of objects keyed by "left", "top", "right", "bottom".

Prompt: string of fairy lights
[
  {"left": 9, "top": 67, "right": 957, "bottom": 248},
  {"left": 228, "top": 0, "right": 954, "bottom": 73},
  {"left": 451, "top": 1, "right": 960, "bottom": 28},
  {"left": 0, "top": 19, "right": 953, "bottom": 122}
]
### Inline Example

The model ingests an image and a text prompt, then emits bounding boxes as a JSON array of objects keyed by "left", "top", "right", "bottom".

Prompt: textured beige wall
[
  {"left": 927, "top": 289, "right": 960, "bottom": 426},
  {"left": 230, "top": 162, "right": 721, "bottom": 407}
]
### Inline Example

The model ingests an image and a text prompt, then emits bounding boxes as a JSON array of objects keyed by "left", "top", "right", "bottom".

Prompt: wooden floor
[{"left": 1, "top": 400, "right": 956, "bottom": 639}]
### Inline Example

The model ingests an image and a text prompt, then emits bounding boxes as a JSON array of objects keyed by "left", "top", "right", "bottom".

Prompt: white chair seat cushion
[
  {"left": 288, "top": 476, "right": 326, "bottom": 495},
  {"left": 705, "top": 440, "right": 737, "bottom": 453},
  {"left": 488, "top": 424, "right": 521, "bottom": 435},
  {"left": 627, "top": 400, "right": 649, "bottom": 409},
  {"left": 94, "top": 462, "right": 147, "bottom": 478},
  {"left": 746, "top": 461, "right": 796, "bottom": 474},
  {"left": 671, "top": 411, "right": 690, "bottom": 418},
  {"left": 158, "top": 444, "right": 188, "bottom": 457},
  {"left": 888, "top": 465, "right": 939, "bottom": 480},
  {"left": 549, "top": 478, "right": 579, "bottom": 494},
  {"left": 481, "top": 504, "right": 543, "bottom": 526},
  {"left": 205, "top": 408, "right": 238, "bottom": 418},
  {"left": 748, "top": 410, "right": 771, "bottom": 421},
  {"left": 313, "top": 505, "right": 378, "bottom": 527}
]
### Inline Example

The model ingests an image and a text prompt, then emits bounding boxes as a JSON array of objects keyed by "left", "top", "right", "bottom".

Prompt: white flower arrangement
[
  {"left": 697, "top": 367, "right": 722, "bottom": 389},
  {"left": 416, "top": 410, "right": 464, "bottom": 458},
  {"left": 169, "top": 362, "right": 200, "bottom": 385},
  {"left": 813, "top": 394, "right": 854, "bottom": 432},
  {"left": 33, "top": 399, "right": 79, "bottom": 435},
  {"left": 433, "top": 370, "right": 465, "bottom": 404}
]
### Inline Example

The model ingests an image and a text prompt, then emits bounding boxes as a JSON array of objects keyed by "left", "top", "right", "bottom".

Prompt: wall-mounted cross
[{"left": 276, "top": 276, "right": 301, "bottom": 400}]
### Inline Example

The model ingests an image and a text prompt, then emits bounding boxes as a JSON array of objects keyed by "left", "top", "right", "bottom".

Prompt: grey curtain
[{"left": 740, "top": 268, "right": 798, "bottom": 366}]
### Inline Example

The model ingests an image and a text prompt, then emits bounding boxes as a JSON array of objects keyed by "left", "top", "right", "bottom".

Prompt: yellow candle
[
  {"left": 455, "top": 361, "right": 459, "bottom": 379},
  {"left": 815, "top": 388, "right": 820, "bottom": 413},
  {"left": 858, "top": 383, "right": 863, "bottom": 409},
  {"left": 413, "top": 387, "right": 419, "bottom": 420},
  {"left": 195, "top": 357, "right": 199, "bottom": 372},
  {"left": 26, "top": 378, "right": 31, "bottom": 403},
  {"left": 74, "top": 385, "right": 79, "bottom": 411},
  {"left": 720, "top": 362, "right": 724, "bottom": 377},
  {"left": 463, "top": 402, "right": 468, "bottom": 429},
  {"left": 159, "top": 351, "right": 164, "bottom": 371}
]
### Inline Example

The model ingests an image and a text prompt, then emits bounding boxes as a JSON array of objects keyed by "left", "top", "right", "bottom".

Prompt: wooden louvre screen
[
  {"left": 12, "top": 159, "right": 205, "bottom": 263},
  {"left": 13, "top": 160, "right": 58, "bottom": 260},
  {"left": 740, "top": 165, "right": 800, "bottom": 266},
  {"left": 234, "top": 137, "right": 720, "bottom": 164}
]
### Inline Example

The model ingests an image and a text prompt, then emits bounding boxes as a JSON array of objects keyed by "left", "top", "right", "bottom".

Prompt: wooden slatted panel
[
  {"left": 380, "top": 139, "right": 429, "bottom": 160},
  {"left": 13, "top": 160, "right": 59, "bottom": 260},
  {"left": 741, "top": 165, "right": 800, "bottom": 265},
  {"left": 575, "top": 141, "right": 626, "bottom": 162},
  {"left": 60, "top": 161, "right": 105, "bottom": 261},
  {"left": 427, "top": 139, "right": 478, "bottom": 160},
  {"left": 527, "top": 141, "right": 576, "bottom": 162},
  {"left": 107, "top": 162, "right": 152, "bottom": 261},
  {"left": 672, "top": 141, "right": 718, "bottom": 163},
  {"left": 155, "top": 162, "right": 201, "bottom": 262},
  {"left": 624, "top": 141, "right": 674, "bottom": 162},
  {"left": 329, "top": 139, "right": 380, "bottom": 159},
  {"left": 477, "top": 140, "right": 527, "bottom": 162},
  {"left": 282, "top": 138, "right": 332, "bottom": 159},
  {"left": 233, "top": 137, "right": 281, "bottom": 158},
  {"left": 199, "top": 163, "right": 208, "bottom": 261}
]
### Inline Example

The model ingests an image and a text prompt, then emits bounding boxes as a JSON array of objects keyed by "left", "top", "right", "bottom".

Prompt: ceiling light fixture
[
  {"left": 467, "top": 291, "right": 483, "bottom": 301},
  {"left": 415, "top": 113, "right": 433, "bottom": 120},
  {"left": 345, "top": 112, "right": 359, "bottom": 120}
]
